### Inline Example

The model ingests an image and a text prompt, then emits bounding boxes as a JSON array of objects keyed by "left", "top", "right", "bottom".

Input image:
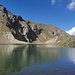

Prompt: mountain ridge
[{"left": 0, "top": 5, "right": 75, "bottom": 47}]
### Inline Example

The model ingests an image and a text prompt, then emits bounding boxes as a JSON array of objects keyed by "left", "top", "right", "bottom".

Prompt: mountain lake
[{"left": 0, "top": 44, "right": 75, "bottom": 75}]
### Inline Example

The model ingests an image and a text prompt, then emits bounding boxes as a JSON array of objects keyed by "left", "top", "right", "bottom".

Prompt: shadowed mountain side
[
  {"left": 0, "top": 5, "right": 75, "bottom": 46},
  {"left": 25, "top": 20, "right": 69, "bottom": 44},
  {"left": 0, "top": 5, "right": 42, "bottom": 43}
]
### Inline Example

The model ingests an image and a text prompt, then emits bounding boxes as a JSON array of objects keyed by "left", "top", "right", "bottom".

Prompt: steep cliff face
[
  {"left": 25, "top": 20, "right": 69, "bottom": 43},
  {"left": 0, "top": 5, "right": 74, "bottom": 46},
  {"left": 0, "top": 5, "right": 44, "bottom": 43}
]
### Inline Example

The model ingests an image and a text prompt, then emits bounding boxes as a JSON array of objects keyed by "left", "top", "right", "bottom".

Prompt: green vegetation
[
  {"left": 0, "top": 5, "right": 75, "bottom": 47},
  {"left": 0, "top": 23, "right": 10, "bottom": 32}
]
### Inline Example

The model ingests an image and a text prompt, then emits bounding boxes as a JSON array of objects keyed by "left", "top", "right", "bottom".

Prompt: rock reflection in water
[{"left": 0, "top": 44, "right": 64, "bottom": 75}]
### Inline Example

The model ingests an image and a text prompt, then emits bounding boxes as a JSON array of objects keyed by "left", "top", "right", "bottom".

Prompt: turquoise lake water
[{"left": 0, "top": 44, "right": 75, "bottom": 75}]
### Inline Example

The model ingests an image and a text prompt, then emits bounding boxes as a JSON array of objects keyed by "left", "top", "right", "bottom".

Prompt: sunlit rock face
[
  {"left": 0, "top": 5, "right": 71, "bottom": 44},
  {"left": 0, "top": 5, "right": 43, "bottom": 43}
]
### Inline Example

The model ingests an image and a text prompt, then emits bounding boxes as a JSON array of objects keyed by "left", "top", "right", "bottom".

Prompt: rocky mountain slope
[{"left": 0, "top": 5, "right": 75, "bottom": 46}]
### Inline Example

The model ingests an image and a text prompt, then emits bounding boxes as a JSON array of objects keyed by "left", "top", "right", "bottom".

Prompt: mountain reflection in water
[{"left": 0, "top": 44, "right": 75, "bottom": 75}]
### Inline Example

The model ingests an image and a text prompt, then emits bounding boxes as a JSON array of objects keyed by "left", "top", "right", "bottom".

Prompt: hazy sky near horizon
[{"left": 0, "top": 0, "right": 75, "bottom": 35}]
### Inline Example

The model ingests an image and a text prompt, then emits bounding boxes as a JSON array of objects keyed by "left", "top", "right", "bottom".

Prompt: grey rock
[{"left": 0, "top": 5, "right": 70, "bottom": 44}]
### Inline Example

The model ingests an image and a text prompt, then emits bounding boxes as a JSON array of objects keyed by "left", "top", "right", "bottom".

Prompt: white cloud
[
  {"left": 67, "top": 0, "right": 75, "bottom": 10},
  {"left": 51, "top": 0, "right": 75, "bottom": 10},
  {"left": 66, "top": 27, "right": 75, "bottom": 35},
  {"left": 51, "top": 0, "right": 56, "bottom": 5}
]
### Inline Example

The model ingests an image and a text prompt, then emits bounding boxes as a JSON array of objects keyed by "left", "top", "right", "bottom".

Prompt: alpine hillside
[{"left": 0, "top": 5, "right": 75, "bottom": 47}]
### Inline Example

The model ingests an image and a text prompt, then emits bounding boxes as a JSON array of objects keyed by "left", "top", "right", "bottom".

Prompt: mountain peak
[
  {"left": 0, "top": 5, "right": 75, "bottom": 47},
  {"left": 0, "top": 4, "right": 3, "bottom": 7},
  {"left": 0, "top": 4, "right": 6, "bottom": 12}
]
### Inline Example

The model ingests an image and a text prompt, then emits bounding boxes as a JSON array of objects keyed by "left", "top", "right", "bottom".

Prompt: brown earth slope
[{"left": 0, "top": 5, "right": 75, "bottom": 47}]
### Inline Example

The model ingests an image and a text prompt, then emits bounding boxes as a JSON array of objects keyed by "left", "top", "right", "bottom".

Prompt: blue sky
[{"left": 0, "top": 0, "right": 75, "bottom": 35}]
